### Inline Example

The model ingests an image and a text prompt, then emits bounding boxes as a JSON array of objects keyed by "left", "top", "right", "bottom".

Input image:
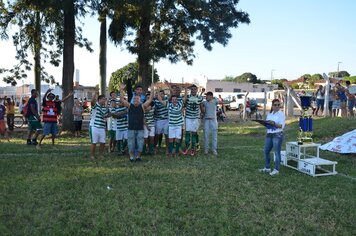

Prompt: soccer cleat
[
  {"left": 269, "top": 169, "right": 279, "bottom": 176},
  {"left": 27, "top": 139, "right": 32, "bottom": 145},
  {"left": 190, "top": 149, "right": 196, "bottom": 156},
  {"left": 31, "top": 139, "right": 38, "bottom": 145},
  {"left": 129, "top": 156, "right": 135, "bottom": 162},
  {"left": 212, "top": 150, "right": 218, "bottom": 156},
  {"left": 183, "top": 149, "right": 189, "bottom": 155},
  {"left": 259, "top": 168, "right": 271, "bottom": 173}
]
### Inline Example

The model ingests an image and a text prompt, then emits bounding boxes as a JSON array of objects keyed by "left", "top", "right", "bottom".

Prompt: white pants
[
  {"left": 116, "top": 130, "right": 128, "bottom": 140},
  {"left": 185, "top": 118, "right": 200, "bottom": 132},
  {"left": 144, "top": 126, "right": 155, "bottom": 138},
  {"left": 90, "top": 126, "right": 106, "bottom": 144},
  {"left": 169, "top": 126, "right": 182, "bottom": 139}
]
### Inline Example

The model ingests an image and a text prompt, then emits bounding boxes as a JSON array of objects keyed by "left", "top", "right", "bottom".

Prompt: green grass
[{"left": 1, "top": 116, "right": 356, "bottom": 235}]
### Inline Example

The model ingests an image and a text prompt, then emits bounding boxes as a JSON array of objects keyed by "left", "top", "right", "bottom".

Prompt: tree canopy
[
  {"left": 108, "top": 62, "right": 159, "bottom": 93},
  {"left": 328, "top": 71, "right": 350, "bottom": 78},
  {"left": 108, "top": 0, "right": 250, "bottom": 88}
]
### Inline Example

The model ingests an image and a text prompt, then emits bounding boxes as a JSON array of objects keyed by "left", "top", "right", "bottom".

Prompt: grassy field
[{"left": 1, "top": 115, "right": 355, "bottom": 235}]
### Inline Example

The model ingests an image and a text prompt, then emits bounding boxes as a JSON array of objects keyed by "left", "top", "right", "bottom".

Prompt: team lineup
[{"left": 88, "top": 82, "right": 218, "bottom": 162}]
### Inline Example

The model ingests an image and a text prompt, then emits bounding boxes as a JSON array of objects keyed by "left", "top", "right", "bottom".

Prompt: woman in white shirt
[{"left": 260, "top": 99, "right": 286, "bottom": 176}]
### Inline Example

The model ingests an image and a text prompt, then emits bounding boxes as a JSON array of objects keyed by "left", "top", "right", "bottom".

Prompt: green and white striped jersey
[
  {"left": 115, "top": 106, "right": 128, "bottom": 131},
  {"left": 154, "top": 98, "right": 168, "bottom": 120},
  {"left": 144, "top": 106, "right": 155, "bottom": 127},
  {"left": 185, "top": 95, "right": 203, "bottom": 119},
  {"left": 107, "top": 107, "right": 117, "bottom": 130},
  {"left": 167, "top": 100, "right": 184, "bottom": 127},
  {"left": 90, "top": 103, "right": 109, "bottom": 129}
]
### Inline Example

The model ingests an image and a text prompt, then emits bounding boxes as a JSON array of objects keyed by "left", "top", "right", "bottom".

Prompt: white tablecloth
[{"left": 320, "top": 129, "right": 356, "bottom": 154}]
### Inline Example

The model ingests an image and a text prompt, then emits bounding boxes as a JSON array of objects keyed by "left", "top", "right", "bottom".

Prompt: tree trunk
[
  {"left": 61, "top": 0, "right": 75, "bottom": 131},
  {"left": 99, "top": 11, "right": 107, "bottom": 95},
  {"left": 34, "top": 11, "right": 42, "bottom": 110},
  {"left": 137, "top": 3, "right": 152, "bottom": 90}
]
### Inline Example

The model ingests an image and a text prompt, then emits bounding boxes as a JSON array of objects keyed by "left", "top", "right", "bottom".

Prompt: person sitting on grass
[
  {"left": 37, "top": 89, "right": 73, "bottom": 149},
  {"left": 89, "top": 94, "right": 112, "bottom": 162},
  {"left": 157, "top": 87, "right": 187, "bottom": 157},
  {"left": 0, "top": 97, "right": 10, "bottom": 142},
  {"left": 119, "top": 83, "right": 155, "bottom": 162}
]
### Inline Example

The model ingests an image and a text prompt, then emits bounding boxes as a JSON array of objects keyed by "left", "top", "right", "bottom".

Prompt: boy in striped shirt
[
  {"left": 154, "top": 90, "right": 169, "bottom": 152},
  {"left": 114, "top": 100, "right": 128, "bottom": 155},
  {"left": 89, "top": 94, "right": 110, "bottom": 161},
  {"left": 157, "top": 88, "right": 187, "bottom": 157},
  {"left": 144, "top": 92, "right": 155, "bottom": 155},
  {"left": 183, "top": 85, "right": 203, "bottom": 156}
]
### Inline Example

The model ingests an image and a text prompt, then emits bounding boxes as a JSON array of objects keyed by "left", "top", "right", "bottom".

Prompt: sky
[{"left": 0, "top": 0, "right": 356, "bottom": 87}]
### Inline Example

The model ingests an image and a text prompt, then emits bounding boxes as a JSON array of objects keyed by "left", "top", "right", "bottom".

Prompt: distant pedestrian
[
  {"left": 314, "top": 85, "right": 325, "bottom": 116},
  {"left": 4, "top": 96, "right": 15, "bottom": 131},
  {"left": 0, "top": 97, "right": 10, "bottom": 142}
]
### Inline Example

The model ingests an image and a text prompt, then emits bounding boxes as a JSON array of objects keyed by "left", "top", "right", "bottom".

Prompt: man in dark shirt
[
  {"left": 26, "top": 89, "right": 42, "bottom": 145},
  {"left": 119, "top": 83, "right": 154, "bottom": 162}
]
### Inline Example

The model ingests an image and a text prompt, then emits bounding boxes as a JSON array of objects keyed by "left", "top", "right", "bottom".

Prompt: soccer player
[
  {"left": 89, "top": 94, "right": 111, "bottom": 161},
  {"left": 157, "top": 87, "right": 187, "bottom": 157},
  {"left": 114, "top": 100, "right": 128, "bottom": 155},
  {"left": 183, "top": 85, "right": 203, "bottom": 156},
  {"left": 154, "top": 89, "right": 169, "bottom": 153},
  {"left": 143, "top": 92, "right": 155, "bottom": 155}
]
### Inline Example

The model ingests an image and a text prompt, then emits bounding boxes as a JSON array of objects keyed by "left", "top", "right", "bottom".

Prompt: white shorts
[
  {"left": 144, "top": 126, "right": 155, "bottom": 138},
  {"left": 168, "top": 126, "right": 182, "bottom": 139},
  {"left": 155, "top": 119, "right": 168, "bottom": 135},
  {"left": 90, "top": 126, "right": 106, "bottom": 144},
  {"left": 116, "top": 130, "right": 128, "bottom": 140},
  {"left": 185, "top": 118, "right": 200, "bottom": 132}
]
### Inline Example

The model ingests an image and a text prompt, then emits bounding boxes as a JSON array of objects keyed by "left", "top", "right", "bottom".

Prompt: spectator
[
  {"left": 335, "top": 83, "right": 347, "bottom": 117},
  {"left": 201, "top": 91, "right": 218, "bottom": 156},
  {"left": 345, "top": 81, "right": 355, "bottom": 117},
  {"left": 0, "top": 97, "right": 10, "bottom": 141},
  {"left": 314, "top": 85, "right": 325, "bottom": 116},
  {"left": 4, "top": 96, "right": 15, "bottom": 131},
  {"left": 72, "top": 98, "right": 84, "bottom": 137}
]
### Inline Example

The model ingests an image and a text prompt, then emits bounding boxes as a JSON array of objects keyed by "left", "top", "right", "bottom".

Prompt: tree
[
  {"left": 309, "top": 73, "right": 323, "bottom": 88},
  {"left": 0, "top": 0, "right": 63, "bottom": 102},
  {"left": 235, "top": 72, "right": 261, "bottom": 83},
  {"left": 108, "top": 62, "right": 159, "bottom": 93},
  {"left": 328, "top": 71, "right": 350, "bottom": 78},
  {"left": 343, "top": 76, "right": 356, "bottom": 83},
  {"left": 108, "top": 0, "right": 250, "bottom": 89},
  {"left": 271, "top": 79, "right": 287, "bottom": 89}
]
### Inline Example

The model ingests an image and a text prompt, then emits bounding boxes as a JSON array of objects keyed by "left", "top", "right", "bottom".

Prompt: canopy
[{"left": 320, "top": 129, "right": 356, "bottom": 154}]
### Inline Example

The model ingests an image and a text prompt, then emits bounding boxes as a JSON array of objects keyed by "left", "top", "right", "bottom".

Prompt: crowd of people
[
  {"left": 0, "top": 79, "right": 354, "bottom": 176},
  {"left": 87, "top": 82, "right": 218, "bottom": 162},
  {"left": 306, "top": 80, "right": 355, "bottom": 117}
]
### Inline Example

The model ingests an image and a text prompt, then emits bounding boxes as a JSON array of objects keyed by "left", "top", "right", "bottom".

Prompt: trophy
[{"left": 298, "top": 96, "right": 313, "bottom": 145}]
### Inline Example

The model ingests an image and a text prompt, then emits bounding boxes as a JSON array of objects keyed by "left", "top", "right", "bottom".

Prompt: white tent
[{"left": 320, "top": 129, "right": 356, "bottom": 154}]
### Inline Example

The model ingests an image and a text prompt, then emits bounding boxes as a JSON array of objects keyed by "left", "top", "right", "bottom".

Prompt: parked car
[{"left": 226, "top": 93, "right": 245, "bottom": 110}]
